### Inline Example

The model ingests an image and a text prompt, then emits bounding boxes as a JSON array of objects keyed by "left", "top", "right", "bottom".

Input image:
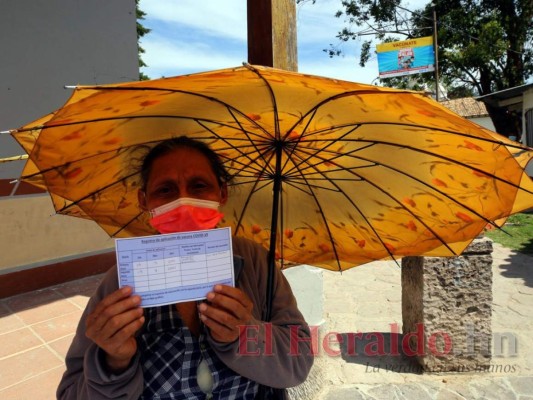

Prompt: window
[{"left": 525, "top": 109, "right": 533, "bottom": 147}]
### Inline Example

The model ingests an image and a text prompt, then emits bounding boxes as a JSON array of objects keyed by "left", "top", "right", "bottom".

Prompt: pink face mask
[{"left": 149, "top": 197, "right": 224, "bottom": 234}]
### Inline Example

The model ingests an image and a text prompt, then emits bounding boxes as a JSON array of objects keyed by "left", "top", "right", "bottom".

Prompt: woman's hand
[
  {"left": 198, "top": 285, "right": 253, "bottom": 343},
  {"left": 85, "top": 286, "right": 145, "bottom": 373}
]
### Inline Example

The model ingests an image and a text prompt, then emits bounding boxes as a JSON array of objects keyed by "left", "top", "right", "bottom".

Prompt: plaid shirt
[{"left": 138, "top": 304, "right": 259, "bottom": 399}]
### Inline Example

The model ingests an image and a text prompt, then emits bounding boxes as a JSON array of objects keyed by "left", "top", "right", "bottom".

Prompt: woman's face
[{"left": 138, "top": 147, "right": 228, "bottom": 212}]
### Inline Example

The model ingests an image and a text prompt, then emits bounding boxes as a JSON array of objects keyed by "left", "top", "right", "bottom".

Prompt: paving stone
[
  {"left": 365, "top": 384, "right": 404, "bottom": 399},
  {"left": 508, "top": 376, "right": 533, "bottom": 396},
  {"left": 396, "top": 383, "right": 437, "bottom": 400},
  {"left": 322, "top": 386, "right": 370, "bottom": 400},
  {"left": 468, "top": 378, "right": 517, "bottom": 399},
  {"left": 436, "top": 388, "right": 468, "bottom": 400}
]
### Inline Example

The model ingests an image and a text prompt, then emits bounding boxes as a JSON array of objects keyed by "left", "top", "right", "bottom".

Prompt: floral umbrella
[{"left": 9, "top": 64, "right": 533, "bottom": 314}]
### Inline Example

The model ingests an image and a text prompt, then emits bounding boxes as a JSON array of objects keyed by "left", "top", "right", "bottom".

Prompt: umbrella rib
[
  {"left": 280, "top": 108, "right": 319, "bottom": 173},
  {"left": 21, "top": 132, "right": 270, "bottom": 183},
  {"left": 109, "top": 211, "right": 146, "bottom": 237},
  {"left": 281, "top": 89, "right": 428, "bottom": 148},
  {"left": 53, "top": 170, "right": 138, "bottom": 214},
  {"left": 217, "top": 112, "right": 276, "bottom": 175},
  {"left": 65, "top": 84, "right": 279, "bottom": 137},
  {"left": 243, "top": 64, "right": 281, "bottom": 140},
  {"left": 289, "top": 137, "right": 533, "bottom": 197},
  {"left": 19, "top": 114, "right": 265, "bottom": 136},
  {"left": 279, "top": 179, "right": 285, "bottom": 268},
  {"left": 314, "top": 148, "right": 493, "bottom": 252},
  {"left": 318, "top": 144, "right": 500, "bottom": 230},
  {"left": 281, "top": 87, "right": 525, "bottom": 152},
  {"left": 15, "top": 81, "right": 279, "bottom": 148},
  {"left": 287, "top": 145, "right": 381, "bottom": 181},
  {"left": 342, "top": 152, "right": 505, "bottom": 230},
  {"left": 298, "top": 121, "right": 528, "bottom": 153},
  {"left": 281, "top": 115, "right": 529, "bottom": 178},
  {"left": 193, "top": 121, "right": 275, "bottom": 176},
  {"left": 285, "top": 166, "right": 344, "bottom": 272},
  {"left": 287, "top": 141, "right": 505, "bottom": 254},
  {"left": 229, "top": 178, "right": 273, "bottom": 188},
  {"left": 283, "top": 126, "right": 362, "bottom": 177},
  {"left": 280, "top": 179, "right": 344, "bottom": 197},
  {"left": 287, "top": 153, "right": 405, "bottom": 262},
  {"left": 278, "top": 136, "right": 528, "bottom": 249},
  {"left": 18, "top": 141, "right": 157, "bottom": 181},
  {"left": 290, "top": 153, "right": 458, "bottom": 258},
  {"left": 232, "top": 150, "right": 278, "bottom": 234}
]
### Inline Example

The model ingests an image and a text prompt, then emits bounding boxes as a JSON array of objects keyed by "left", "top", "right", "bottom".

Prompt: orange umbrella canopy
[{"left": 11, "top": 64, "right": 533, "bottom": 271}]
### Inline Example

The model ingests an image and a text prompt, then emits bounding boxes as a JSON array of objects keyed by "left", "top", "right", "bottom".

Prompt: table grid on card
[{"left": 116, "top": 229, "right": 234, "bottom": 306}]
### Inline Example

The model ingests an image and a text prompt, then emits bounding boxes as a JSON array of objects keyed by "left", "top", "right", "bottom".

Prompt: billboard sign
[{"left": 376, "top": 36, "right": 435, "bottom": 79}]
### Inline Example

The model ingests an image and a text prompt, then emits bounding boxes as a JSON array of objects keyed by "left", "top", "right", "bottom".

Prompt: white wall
[
  {"left": 283, "top": 266, "right": 324, "bottom": 327},
  {"left": 0, "top": 0, "right": 139, "bottom": 179},
  {"left": 0, "top": 0, "right": 139, "bottom": 273},
  {"left": 469, "top": 116, "right": 496, "bottom": 131},
  {"left": 0, "top": 195, "right": 114, "bottom": 273}
]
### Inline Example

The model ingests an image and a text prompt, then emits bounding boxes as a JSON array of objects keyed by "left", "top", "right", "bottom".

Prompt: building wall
[
  {"left": 0, "top": 0, "right": 139, "bottom": 179},
  {"left": 0, "top": 0, "right": 138, "bottom": 274},
  {"left": 468, "top": 116, "right": 495, "bottom": 131},
  {"left": 0, "top": 195, "right": 114, "bottom": 273},
  {"left": 522, "top": 89, "right": 533, "bottom": 176},
  {"left": 522, "top": 88, "right": 533, "bottom": 143}
]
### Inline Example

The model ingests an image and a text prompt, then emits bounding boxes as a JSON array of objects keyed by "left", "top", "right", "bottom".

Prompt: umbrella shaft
[{"left": 265, "top": 145, "right": 283, "bottom": 322}]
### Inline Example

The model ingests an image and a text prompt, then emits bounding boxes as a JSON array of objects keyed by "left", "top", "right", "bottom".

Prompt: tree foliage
[
  {"left": 324, "top": 0, "right": 532, "bottom": 134},
  {"left": 327, "top": 0, "right": 533, "bottom": 93},
  {"left": 136, "top": 0, "right": 151, "bottom": 81}
]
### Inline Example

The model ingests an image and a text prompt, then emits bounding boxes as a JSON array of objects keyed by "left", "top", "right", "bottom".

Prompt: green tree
[
  {"left": 323, "top": 0, "right": 533, "bottom": 135},
  {"left": 136, "top": 0, "right": 151, "bottom": 81}
]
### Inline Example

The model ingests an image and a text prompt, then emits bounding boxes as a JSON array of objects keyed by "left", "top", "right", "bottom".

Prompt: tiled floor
[{"left": 0, "top": 274, "right": 103, "bottom": 399}]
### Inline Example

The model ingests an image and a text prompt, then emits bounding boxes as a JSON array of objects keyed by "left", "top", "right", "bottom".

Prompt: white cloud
[
  {"left": 296, "top": 0, "right": 345, "bottom": 45},
  {"left": 138, "top": 0, "right": 430, "bottom": 83},
  {"left": 298, "top": 56, "right": 380, "bottom": 84},
  {"left": 140, "top": 0, "right": 247, "bottom": 41},
  {"left": 141, "top": 33, "right": 246, "bottom": 77}
]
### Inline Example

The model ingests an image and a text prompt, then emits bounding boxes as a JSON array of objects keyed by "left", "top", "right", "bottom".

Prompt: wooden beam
[{"left": 247, "top": 0, "right": 297, "bottom": 71}]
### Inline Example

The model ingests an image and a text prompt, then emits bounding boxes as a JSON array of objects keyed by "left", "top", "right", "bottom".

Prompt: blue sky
[{"left": 138, "top": 0, "right": 427, "bottom": 84}]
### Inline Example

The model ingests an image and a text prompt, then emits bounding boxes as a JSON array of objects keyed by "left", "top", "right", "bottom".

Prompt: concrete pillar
[
  {"left": 283, "top": 265, "right": 326, "bottom": 400},
  {"left": 401, "top": 237, "right": 493, "bottom": 372}
]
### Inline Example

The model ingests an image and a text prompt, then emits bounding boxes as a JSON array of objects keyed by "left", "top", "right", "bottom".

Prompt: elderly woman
[{"left": 57, "top": 136, "right": 313, "bottom": 400}]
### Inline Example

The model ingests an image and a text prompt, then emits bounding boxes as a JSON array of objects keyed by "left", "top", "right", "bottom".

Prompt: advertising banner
[{"left": 376, "top": 36, "right": 435, "bottom": 79}]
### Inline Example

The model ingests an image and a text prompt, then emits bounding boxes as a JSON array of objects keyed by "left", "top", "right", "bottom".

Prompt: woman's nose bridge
[{"left": 176, "top": 181, "right": 190, "bottom": 199}]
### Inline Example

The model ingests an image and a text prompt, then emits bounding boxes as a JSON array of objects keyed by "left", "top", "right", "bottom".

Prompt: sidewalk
[
  {"left": 0, "top": 242, "right": 531, "bottom": 399},
  {"left": 0, "top": 274, "right": 102, "bottom": 399},
  {"left": 316, "top": 242, "right": 533, "bottom": 399}
]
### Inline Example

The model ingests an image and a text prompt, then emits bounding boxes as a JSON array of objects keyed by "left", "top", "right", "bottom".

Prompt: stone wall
[{"left": 401, "top": 238, "right": 493, "bottom": 372}]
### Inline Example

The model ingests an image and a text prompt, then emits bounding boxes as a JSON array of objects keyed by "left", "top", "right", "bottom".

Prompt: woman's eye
[
  {"left": 191, "top": 181, "right": 209, "bottom": 191},
  {"left": 154, "top": 186, "right": 175, "bottom": 196}
]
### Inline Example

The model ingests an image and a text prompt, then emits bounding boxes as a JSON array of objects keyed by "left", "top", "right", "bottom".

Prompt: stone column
[{"left": 401, "top": 237, "right": 493, "bottom": 372}]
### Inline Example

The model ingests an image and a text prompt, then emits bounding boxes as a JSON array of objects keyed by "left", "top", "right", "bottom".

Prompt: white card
[{"left": 116, "top": 227, "right": 234, "bottom": 307}]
